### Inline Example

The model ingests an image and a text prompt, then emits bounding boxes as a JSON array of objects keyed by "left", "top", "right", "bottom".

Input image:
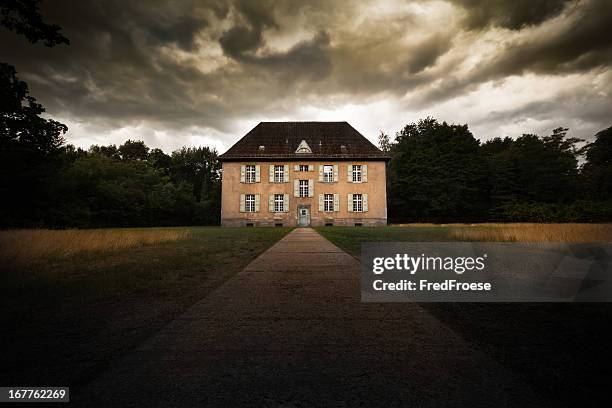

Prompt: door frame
[{"left": 297, "top": 205, "right": 311, "bottom": 227}]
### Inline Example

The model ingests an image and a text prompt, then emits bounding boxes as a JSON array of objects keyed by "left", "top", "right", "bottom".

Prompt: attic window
[
  {"left": 340, "top": 145, "right": 347, "bottom": 153},
  {"left": 258, "top": 145, "right": 265, "bottom": 151},
  {"left": 295, "top": 140, "right": 312, "bottom": 154}
]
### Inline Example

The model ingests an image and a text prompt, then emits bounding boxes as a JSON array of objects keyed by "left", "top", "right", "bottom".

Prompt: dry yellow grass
[
  {"left": 448, "top": 223, "right": 612, "bottom": 242},
  {"left": 0, "top": 228, "right": 191, "bottom": 263}
]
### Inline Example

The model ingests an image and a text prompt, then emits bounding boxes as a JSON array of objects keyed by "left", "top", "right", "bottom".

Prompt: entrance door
[{"left": 298, "top": 207, "right": 310, "bottom": 226}]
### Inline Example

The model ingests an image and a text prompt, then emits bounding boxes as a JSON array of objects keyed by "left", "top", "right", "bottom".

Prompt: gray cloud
[
  {"left": 0, "top": 0, "right": 610, "bottom": 149},
  {"left": 452, "top": 0, "right": 573, "bottom": 29}
]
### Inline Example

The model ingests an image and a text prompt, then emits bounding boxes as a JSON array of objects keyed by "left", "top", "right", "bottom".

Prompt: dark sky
[{"left": 2, "top": 0, "right": 611, "bottom": 152}]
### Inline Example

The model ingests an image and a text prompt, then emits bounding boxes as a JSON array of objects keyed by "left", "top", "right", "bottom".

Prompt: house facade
[{"left": 219, "top": 122, "right": 389, "bottom": 227}]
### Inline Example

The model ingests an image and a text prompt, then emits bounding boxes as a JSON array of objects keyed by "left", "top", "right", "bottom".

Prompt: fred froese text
[{"left": 373, "top": 279, "right": 492, "bottom": 292}]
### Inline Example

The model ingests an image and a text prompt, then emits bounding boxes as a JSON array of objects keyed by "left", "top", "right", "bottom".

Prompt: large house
[{"left": 219, "top": 122, "right": 389, "bottom": 227}]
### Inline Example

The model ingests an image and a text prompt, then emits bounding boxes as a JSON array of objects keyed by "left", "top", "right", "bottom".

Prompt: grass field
[
  {"left": 315, "top": 223, "right": 612, "bottom": 256},
  {"left": 316, "top": 223, "right": 612, "bottom": 406},
  {"left": 0, "top": 226, "right": 292, "bottom": 385},
  {"left": 0, "top": 228, "right": 191, "bottom": 261}
]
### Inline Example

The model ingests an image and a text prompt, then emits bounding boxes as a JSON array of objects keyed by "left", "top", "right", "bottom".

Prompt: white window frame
[
  {"left": 299, "top": 180, "right": 309, "bottom": 197},
  {"left": 324, "top": 194, "right": 334, "bottom": 212},
  {"left": 353, "top": 193, "right": 363, "bottom": 212},
  {"left": 352, "top": 165, "right": 362, "bottom": 183},
  {"left": 245, "top": 194, "right": 256, "bottom": 212},
  {"left": 245, "top": 165, "right": 256, "bottom": 183},
  {"left": 299, "top": 164, "right": 309, "bottom": 172},
  {"left": 323, "top": 165, "right": 334, "bottom": 183},
  {"left": 274, "top": 165, "right": 284, "bottom": 183},
  {"left": 274, "top": 194, "right": 284, "bottom": 212}
]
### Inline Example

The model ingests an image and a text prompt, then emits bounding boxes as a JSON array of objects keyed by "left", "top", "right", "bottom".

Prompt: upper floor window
[
  {"left": 324, "top": 194, "right": 334, "bottom": 212},
  {"left": 299, "top": 164, "right": 309, "bottom": 172},
  {"left": 299, "top": 180, "right": 309, "bottom": 197},
  {"left": 245, "top": 165, "right": 256, "bottom": 183},
  {"left": 274, "top": 165, "right": 284, "bottom": 183},
  {"left": 274, "top": 194, "right": 284, "bottom": 212},
  {"left": 352, "top": 193, "right": 363, "bottom": 212},
  {"left": 352, "top": 165, "right": 362, "bottom": 183},
  {"left": 245, "top": 194, "right": 256, "bottom": 212},
  {"left": 323, "top": 165, "right": 334, "bottom": 183}
]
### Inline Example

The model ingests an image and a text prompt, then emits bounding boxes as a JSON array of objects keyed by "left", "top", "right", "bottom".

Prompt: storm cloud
[{"left": 1, "top": 0, "right": 610, "bottom": 151}]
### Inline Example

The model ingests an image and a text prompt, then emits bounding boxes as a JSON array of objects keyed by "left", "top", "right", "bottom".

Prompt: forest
[{"left": 382, "top": 119, "right": 611, "bottom": 223}]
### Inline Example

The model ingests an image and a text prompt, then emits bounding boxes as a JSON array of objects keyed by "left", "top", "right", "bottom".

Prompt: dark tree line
[
  {"left": 1, "top": 135, "right": 221, "bottom": 228},
  {"left": 383, "top": 118, "right": 612, "bottom": 223},
  {"left": 1, "top": 132, "right": 221, "bottom": 228}
]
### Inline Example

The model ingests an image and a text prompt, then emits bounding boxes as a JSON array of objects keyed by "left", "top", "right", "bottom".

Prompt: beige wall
[{"left": 221, "top": 161, "right": 387, "bottom": 227}]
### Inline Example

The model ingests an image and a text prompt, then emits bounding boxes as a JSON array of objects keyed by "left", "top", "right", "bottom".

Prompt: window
[
  {"left": 245, "top": 194, "right": 256, "bottom": 212},
  {"left": 324, "top": 194, "right": 334, "bottom": 212},
  {"left": 352, "top": 193, "right": 363, "bottom": 212},
  {"left": 299, "top": 164, "right": 309, "bottom": 172},
  {"left": 274, "top": 194, "right": 284, "bottom": 212},
  {"left": 274, "top": 165, "right": 284, "bottom": 183},
  {"left": 295, "top": 139, "right": 312, "bottom": 154},
  {"left": 299, "top": 180, "right": 309, "bottom": 197},
  {"left": 245, "top": 165, "right": 256, "bottom": 183},
  {"left": 323, "top": 165, "right": 334, "bottom": 182},
  {"left": 352, "top": 165, "right": 362, "bottom": 183}
]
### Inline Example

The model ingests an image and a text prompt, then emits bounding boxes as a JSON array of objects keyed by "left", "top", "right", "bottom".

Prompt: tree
[
  {"left": 378, "top": 131, "right": 392, "bottom": 153},
  {"left": 1, "top": 0, "right": 69, "bottom": 153},
  {"left": 119, "top": 139, "right": 149, "bottom": 161},
  {"left": 0, "top": 63, "right": 67, "bottom": 154},
  {"left": 1, "top": 0, "right": 69, "bottom": 227},
  {"left": 170, "top": 147, "right": 221, "bottom": 224},
  {"left": 1, "top": 0, "right": 69, "bottom": 46},
  {"left": 482, "top": 130, "right": 581, "bottom": 207},
  {"left": 387, "top": 118, "right": 488, "bottom": 222},
  {"left": 170, "top": 147, "right": 220, "bottom": 201},
  {"left": 89, "top": 144, "right": 120, "bottom": 159},
  {"left": 148, "top": 148, "right": 172, "bottom": 174},
  {"left": 581, "top": 126, "right": 612, "bottom": 200}
]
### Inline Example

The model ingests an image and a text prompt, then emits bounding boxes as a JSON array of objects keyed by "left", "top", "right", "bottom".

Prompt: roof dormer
[{"left": 295, "top": 139, "right": 312, "bottom": 154}]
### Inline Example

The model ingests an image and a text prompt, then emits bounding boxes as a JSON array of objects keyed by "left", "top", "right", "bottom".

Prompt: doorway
[{"left": 298, "top": 207, "right": 310, "bottom": 226}]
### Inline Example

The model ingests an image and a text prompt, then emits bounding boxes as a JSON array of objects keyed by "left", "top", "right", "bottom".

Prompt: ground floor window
[
  {"left": 274, "top": 194, "right": 284, "bottom": 212},
  {"left": 245, "top": 194, "right": 256, "bottom": 212},
  {"left": 324, "top": 194, "right": 334, "bottom": 212},
  {"left": 352, "top": 193, "right": 363, "bottom": 212}
]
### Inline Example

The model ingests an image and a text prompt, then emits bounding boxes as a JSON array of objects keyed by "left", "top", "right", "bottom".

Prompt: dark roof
[{"left": 219, "top": 122, "right": 389, "bottom": 161}]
